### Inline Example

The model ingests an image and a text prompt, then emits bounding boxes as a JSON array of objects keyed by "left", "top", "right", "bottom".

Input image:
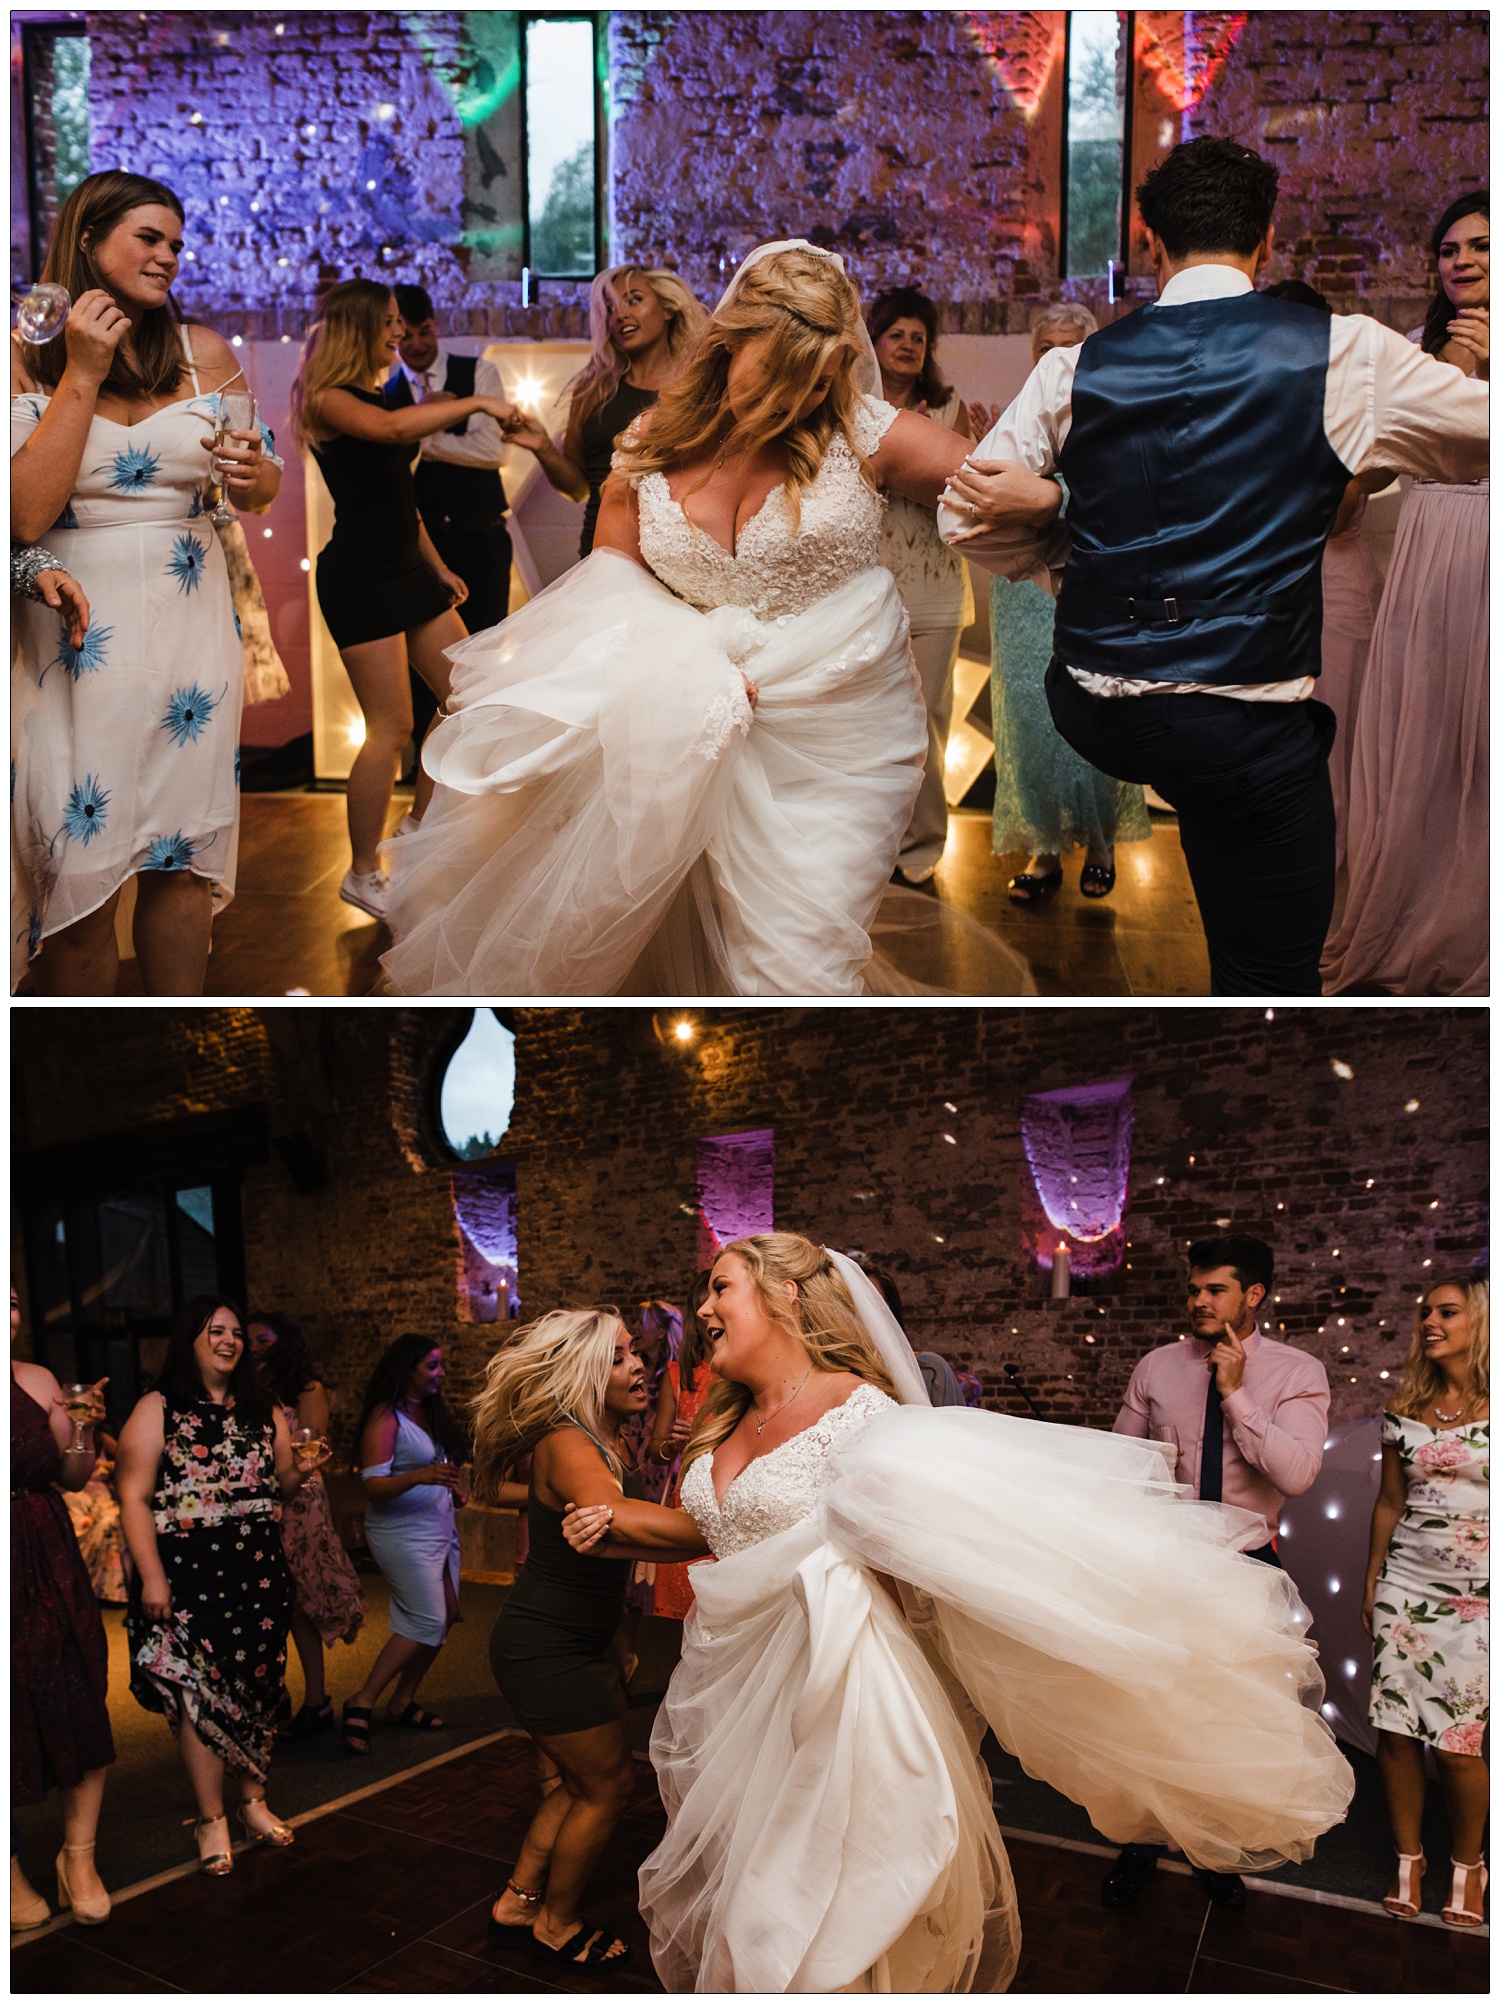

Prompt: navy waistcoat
[
  {"left": 1054, "top": 293, "right": 1352, "bottom": 686},
  {"left": 385, "top": 358, "right": 507, "bottom": 532}
]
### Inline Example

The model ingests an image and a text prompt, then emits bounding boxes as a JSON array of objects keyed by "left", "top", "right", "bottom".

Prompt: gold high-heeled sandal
[
  {"left": 185, "top": 1814, "right": 234, "bottom": 1877},
  {"left": 1383, "top": 1851, "right": 1425, "bottom": 1919},
  {"left": 237, "top": 1801, "right": 295, "bottom": 1848},
  {"left": 55, "top": 1842, "right": 111, "bottom": 1925},
  {"left": 1443, "top": 1856, "right": 1488, "bottom": 1928},
  {"left": 11, "top": 1854, "right": 51, "bottom": 1930}
]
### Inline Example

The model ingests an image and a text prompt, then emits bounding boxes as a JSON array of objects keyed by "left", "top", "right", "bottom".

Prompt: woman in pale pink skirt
[
  {"left": 1320, "top": 493, "right": 1387, "bottom": 912},
  {"left": 1322, "top": 193, "right": 1489, "bottom": 996}
]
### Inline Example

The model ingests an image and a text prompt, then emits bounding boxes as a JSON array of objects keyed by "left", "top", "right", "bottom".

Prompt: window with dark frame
[
  {"left": 16, "top": 19, "right": 90, "bottom": 286},
  {"left": 521, "top": 11, "right": 605, "bottom": 280},
  {"left": 1060, "top": 10, "right": 1130, "bottom": 283}
]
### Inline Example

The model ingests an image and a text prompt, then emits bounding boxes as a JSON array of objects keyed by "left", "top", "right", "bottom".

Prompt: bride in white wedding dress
[
  {"left": 558, "top": 1233, "right": 1355, "bottom": 1994},
  {"left": 379, "top": 243, "right": 1040, "bottom": 997}
]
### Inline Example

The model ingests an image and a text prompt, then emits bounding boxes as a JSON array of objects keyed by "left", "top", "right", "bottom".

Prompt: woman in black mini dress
[
  {"left": 289, "top": 280, "right": 514, "bottom": 920},
  {"left": 470, "top": 1308, "right": 649, "bottom": 1972}
]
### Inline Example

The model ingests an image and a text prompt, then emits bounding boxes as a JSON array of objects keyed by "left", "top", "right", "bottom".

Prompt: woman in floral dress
[
  {"left": 117, "top": 1295, "right": 328, "bottom": 1875},
  {"left": 249, "top": 1312, "right": 365, "bottom": 1739},
  {"left": 1361, "top": 1275, "right": 1488, "bottom": 1927},
  {"left": 10, "top": 170, "right": 281, "bottom": 996}
]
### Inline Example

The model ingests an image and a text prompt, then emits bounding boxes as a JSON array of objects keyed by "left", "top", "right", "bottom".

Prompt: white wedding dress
[
  {"left": 643, "top": 1386, "right": 1355, "bottom": 1994},
  {"left": 378, "top": 397, "right": 1034, "bottom": 997}
]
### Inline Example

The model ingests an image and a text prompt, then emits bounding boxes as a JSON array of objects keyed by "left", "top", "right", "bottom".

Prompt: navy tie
[{"left": 1199, "top": 1368, "right": 1224, "bottom": 1504}]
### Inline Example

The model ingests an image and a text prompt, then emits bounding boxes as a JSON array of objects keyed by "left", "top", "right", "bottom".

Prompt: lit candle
[{"left": 1051, "top": 1244, "right": 1071, "bottom": 1300}]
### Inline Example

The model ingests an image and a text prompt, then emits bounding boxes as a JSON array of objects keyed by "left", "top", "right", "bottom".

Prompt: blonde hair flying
[
  {"left": 682, "top": 1232, "right": 898, "bottom": 1474},
  {"left": 468, "top": 1306, "right": 628, "bottom": 1503},
  {"left": 612, "top": 246, "right": 872, "bottom": 529},
  {"left": 566, "top": 265, "right": 707, "bottom": 427},
  {"left": 289, "top": 278, "right": 394, "bottom": 452},
  {"left": 1386, "top": 1276, "right": 1489, "bottom": 1420}
]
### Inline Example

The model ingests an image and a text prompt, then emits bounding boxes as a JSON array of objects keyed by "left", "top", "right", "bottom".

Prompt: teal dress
[{"left": 989, "top": 576, "right": 1151, "bottom": 856}]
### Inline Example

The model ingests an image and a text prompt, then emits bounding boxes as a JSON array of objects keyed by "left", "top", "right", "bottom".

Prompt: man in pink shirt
[{"left": 1103, "top": 1235, "right": 1331, "bottom": 1912}]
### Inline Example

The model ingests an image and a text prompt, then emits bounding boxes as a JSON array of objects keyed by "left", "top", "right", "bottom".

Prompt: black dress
[
  {"left": 11, "top": 1374, "right": 115, "bottom": 1804},
  {"left": 490, "top": 1431, "right": 645, "bottom": 1736},
  {"left": 126, "top": 1394, "right": 295, "bottom": 1782},
  {"left": 312, "top": 386, "right": 456, "bottom": 647},
  {"left": 578, "top": 381, "right": 658, "bottom": 557}
]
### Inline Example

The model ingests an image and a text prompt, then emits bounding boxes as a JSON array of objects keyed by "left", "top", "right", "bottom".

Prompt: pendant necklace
[
  {"left": 756, "top": 1371, "right": 811, "bottom": 1436},
  {"left": 1433, "top": 1393, "right": 1470, "bottom": 1425}
]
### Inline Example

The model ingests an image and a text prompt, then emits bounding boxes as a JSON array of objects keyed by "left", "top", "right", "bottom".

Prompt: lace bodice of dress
[
  {"left": 630, "top": 395, "right": 900, "bottom": 619},
  {"left": 680, "top": 1382, "right": 897, "bottom": 1557}
]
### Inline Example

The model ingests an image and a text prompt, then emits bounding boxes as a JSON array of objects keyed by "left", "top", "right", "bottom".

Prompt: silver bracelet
[{"left": 12, "top": 542, "right": 65, "bottom": 602}]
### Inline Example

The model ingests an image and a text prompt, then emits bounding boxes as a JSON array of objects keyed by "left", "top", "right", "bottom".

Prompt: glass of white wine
[
  {"left": 209, "top": 388, "right": 258, "bottom": 524},
  {"left": 292, "top": 1426, "right": 325, "bottom": 1472},
  {"left": 12, "top": 282, "right": 70, "bottom": 345},
  {"left": 60, "top": 1382, "right": 97, "bottom": 1454}
]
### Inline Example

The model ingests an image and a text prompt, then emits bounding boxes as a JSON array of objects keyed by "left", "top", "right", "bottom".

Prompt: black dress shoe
[
  {"left": 1101, "top": 1849, "right": 1157, "bottom": 1907},
  {"left": 1008, "top": 864, "right": 1063, "bottom": 905},
  {"left": 1079, "top": 861, "right": 1116, "bottom": 898},
  {"left": 1193, "top": 1868, "right": 1247, "bottom": 1909}
]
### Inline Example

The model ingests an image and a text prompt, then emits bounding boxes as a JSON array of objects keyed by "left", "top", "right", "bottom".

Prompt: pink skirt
[
  {"left": 1322, "top": 481, "right": 1488, "bottom": 995},
  {"left": 1319, "top": 522, "right": 1386, "bottom": 902}
]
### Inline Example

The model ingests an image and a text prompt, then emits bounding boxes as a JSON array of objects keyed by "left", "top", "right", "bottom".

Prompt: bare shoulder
[
  {"left": 119, "top": 1389, "right": 166, "bottom": 1446},
  {"left": 11, "top": 1358, "right": 59, "bottom": 1405},
  {"left": 182, "top": 322, "right": 244, "bottom": 391}
]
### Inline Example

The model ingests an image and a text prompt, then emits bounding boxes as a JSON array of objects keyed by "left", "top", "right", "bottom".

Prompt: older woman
[
  {"left": 984, "top": 304, "right": 1151, "bottom": 904},
  {"left": 866, "top": 288, "right": 975, "bottom": 884},
  {"left": 501, "top": 266, "right": 707, "bottom": 557},
  {"left": 1361, "top": 1275, "right": 1488, "bottom": 1927},
  {"left": 473, "top": 1308, "right": 647, "bottom": 1970},
  {"left": 116, "top": 1295, "right": 327, "bottom": 1873},
  {"left": 11, "top": 170, "right": 281, "bottom": 995},
  {"left": 1323, "top": 192, "right": 1489, "bottom": 994}
]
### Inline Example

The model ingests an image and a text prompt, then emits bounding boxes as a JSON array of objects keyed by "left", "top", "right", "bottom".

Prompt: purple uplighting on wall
[
  {"left": 1021, "top": 1078, "right": 1133, "bottom": 1279},
  {"left": 452, "top": 1166, "right": 518, "bottom": 1323},
  {"left": 696, "top": 1129, "right": 775, "bottom": 1271}
]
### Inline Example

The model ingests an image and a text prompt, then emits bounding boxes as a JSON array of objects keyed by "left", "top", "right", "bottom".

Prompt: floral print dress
[
  {"left": 9, "top": 332, "right": 279, "bottom": 970},
  {"left": 275, "top": 1400, "right": 365, "bottom": 1648},
  {"left": 126, "top": 1396, "right": 294, "bottom": 1781},
  {"left": 1369, "top": 1415, "right": 1488, "bottom": 1752}
]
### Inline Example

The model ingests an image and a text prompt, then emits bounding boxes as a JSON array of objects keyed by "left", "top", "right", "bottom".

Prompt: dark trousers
[
  {"left": 410, "top": 522, "right": 512, "bottom": 743},
  {"left": 1045, "top": 660, "right": 1337, "bottom": 995},
  {"left": 1118, "top": 1540, "right": 1281, "bottom": 1867}
]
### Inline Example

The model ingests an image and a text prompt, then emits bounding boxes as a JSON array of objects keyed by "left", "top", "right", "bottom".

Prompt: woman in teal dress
[{"left": 983, "top": 305, "right": 1151, "bottom": 903}]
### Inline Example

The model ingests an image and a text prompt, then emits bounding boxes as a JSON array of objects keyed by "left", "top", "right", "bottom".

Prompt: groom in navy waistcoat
[{"left": 942, "top": 137, "right": 1487, "bottom": 995}]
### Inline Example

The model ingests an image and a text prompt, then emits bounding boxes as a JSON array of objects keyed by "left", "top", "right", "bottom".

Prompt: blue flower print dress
[{"left": 10, "top": 331, "right": 278, "bottom": 970}]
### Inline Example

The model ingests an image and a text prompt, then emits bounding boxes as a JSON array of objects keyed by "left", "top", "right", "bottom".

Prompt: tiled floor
[
  {"left": 12, "top": 1735, "right": 1485, "bottom": 1994},
  {"left": 96, "top": 792, "right": 1209, "bottom": 998}
]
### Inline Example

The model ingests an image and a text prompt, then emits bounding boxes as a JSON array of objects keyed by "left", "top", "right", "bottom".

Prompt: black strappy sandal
[
  {"left": 342, "top": 1701, "right": 374, "bottom": 1754},
  {"left": 1080, "top": 861, "right": 1117, "bottom": 898},
  {"left": 529, "top": 1925, "right": 631, "bottom": 1969},
  {"left": 391, "top": 1701, "right": 446, "bottom": 1730},
  {"left": 1008, "top": 863, "right": 1063, "bottom": 905}
]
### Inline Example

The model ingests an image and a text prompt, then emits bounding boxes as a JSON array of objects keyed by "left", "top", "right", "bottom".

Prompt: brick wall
[
  {"left": 75, "top": 11, "right": 1486, "bottom": 337},
  {"left": 12, "top": 1007, "right": 1488, "bottom": 1453}
]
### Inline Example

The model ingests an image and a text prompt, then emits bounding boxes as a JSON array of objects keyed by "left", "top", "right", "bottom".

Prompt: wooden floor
[
  {"left": 104, "top": 792, "right": 1210, "bottom": 998},
  {"left": 12, "top": 1735, "right": 1484, "bottom": 1994}
]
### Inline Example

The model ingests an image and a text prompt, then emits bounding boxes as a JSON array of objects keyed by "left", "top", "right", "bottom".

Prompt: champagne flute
[
  {"left": 292, "top": 1426, "right": 325, "bottom": 1472},
  {"left": 209, "top": 389, "right": 258, "bottom": 524},
  {"left": 12, "top": 282, "right": 70, "bottom": 344},
  {"left": 60, "top": 1382, "right": 97, "bottom": 1454}
]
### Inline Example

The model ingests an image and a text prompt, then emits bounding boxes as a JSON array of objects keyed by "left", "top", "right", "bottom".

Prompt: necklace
[
  {"left": 1433, "top": 1394, "right": 1471, "bottom": 1424},
  {"left": 755, "top": 1371, "right": 811, "bottom": 1436}
]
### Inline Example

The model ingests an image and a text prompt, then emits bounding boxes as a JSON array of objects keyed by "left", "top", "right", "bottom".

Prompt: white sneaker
[
  {"left": 393, "top": 812, "right": 420, "bottom": 838},
  {"left": 339, "top": 868, "right": 391, "bottom": 921}
]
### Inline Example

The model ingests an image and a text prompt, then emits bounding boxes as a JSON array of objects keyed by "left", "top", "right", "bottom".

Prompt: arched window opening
[{"left": 438, "top": 1009, "right": 516, "bottom": 1161}]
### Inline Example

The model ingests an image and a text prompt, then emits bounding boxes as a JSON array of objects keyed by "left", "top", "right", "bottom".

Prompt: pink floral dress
[
  {"left": 1369, "top": 1415, "right": 1488, "bottom": 1751},
  {"left": 276, "top": 1401, "right": 365, "bottom": 1647}
]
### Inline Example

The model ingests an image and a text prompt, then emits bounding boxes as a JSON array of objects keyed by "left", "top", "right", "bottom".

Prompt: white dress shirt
[
  {"left": 940, "top": 264, "right": 1489, "bottom": 702},
  {"left": 390, "top": 347, "right": 512, "bottom": 472}
]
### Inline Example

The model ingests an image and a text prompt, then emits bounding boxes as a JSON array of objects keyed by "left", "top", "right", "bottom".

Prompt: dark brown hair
[
  {"left": 866, "top": 287, "right": 951, "bottom": 409},
  {"left": 1422, "top": 192, "right": 1488, "bottom": 356},
  {"left": 20, "top": 170, "right": 188, "bottom": 397}
]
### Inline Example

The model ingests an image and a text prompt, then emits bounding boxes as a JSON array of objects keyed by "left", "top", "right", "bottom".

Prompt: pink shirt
[{"left": 1113, "top": 1327, "right": 1330, "bottom": 1539}]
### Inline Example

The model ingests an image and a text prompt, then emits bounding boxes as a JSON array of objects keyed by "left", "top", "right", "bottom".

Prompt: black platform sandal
[
  {"left": 287, "top": 1698, "right": 335, "bottom": 1741},
  {"left": 488, "top": 1876, "right": 543, "bottom": 1947},
  {"left": 342, "top": 1701, "right": 374, "bottom": 1754},
  {"left": 1008, "top": 864, "right": 1063, "bottom": 905},
  {"left": 529, "top": 1925, "right": 631, "bottom": 1969},
  {"left": 391, "top": 1701, "right": 446, "bottom": 1730},
  {"left": 1079, "top": 861, "right": 1117, "bottom": 898}
]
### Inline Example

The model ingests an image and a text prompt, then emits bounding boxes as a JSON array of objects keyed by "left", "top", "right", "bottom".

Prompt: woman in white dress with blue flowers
[{"left": 10, "top": 171, "right": 281, "bottom": 996}]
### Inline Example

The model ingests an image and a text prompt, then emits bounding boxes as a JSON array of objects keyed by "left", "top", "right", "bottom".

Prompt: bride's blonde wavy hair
[
  {"left": 681, "top": 1232, "right": 897, "bottom": 1473},
  {"left": 612, "top": 247, "right": 872, "bottom": 531},
  {"left": 468, "top": 1306, "right": 628, "bottom": 1503}
]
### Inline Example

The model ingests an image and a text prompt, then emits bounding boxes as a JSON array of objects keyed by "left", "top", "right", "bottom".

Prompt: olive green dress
[{"left": 490, "top": 1430, "right": 645, "bottom": 1736}]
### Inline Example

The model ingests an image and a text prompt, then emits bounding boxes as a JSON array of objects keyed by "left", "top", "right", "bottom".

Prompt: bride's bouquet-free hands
[
  {"left": 942, "top": 456, "right": 1062, "bottom": 540},
  {"left": 561, "top": 1501, "right": 614, "bottom": 1552}
]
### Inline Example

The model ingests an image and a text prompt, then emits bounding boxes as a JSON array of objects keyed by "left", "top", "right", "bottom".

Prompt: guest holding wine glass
[
  {"left": 1361, "top": 1276, "right": 1488, "bottom": 1928},
  {"left": 290, "top": 282, "right": 515, "bottom": 921},
  {"left": 501, "top": 266, "right": 706, "bottom": 558},
  {"left": 341, "top": 1335, "right": 467, "bottom": 1753},
  {"left": 116, "top": 1296, "right": 327, "bottom": 1875},
  {"left": 866, "top": 287, "right": 975, "bottom": 885},
  {"left": 11, "top": 170, "right": 281, "bottom": 997},
  {"left": 12, "top": 1282, "right": 114, "bottom": 1929},
  {"left": 247, "top": 1312, "right": 365, "bottom": 1740},
  {"left": 1323, "top": 192, "right": 1489, "bottom": 995}
]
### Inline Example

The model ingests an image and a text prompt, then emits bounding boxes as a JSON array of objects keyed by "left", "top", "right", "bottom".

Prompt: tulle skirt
[
  {"left": 1322, "top": 481, "right": 1488, "bottom": 995},
  {"left": 642, "top": 1408, "right": 1354, "bottom": 1993},
  {"left": 379, "top": 553, "right": 1033, "bottom": 998}
]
